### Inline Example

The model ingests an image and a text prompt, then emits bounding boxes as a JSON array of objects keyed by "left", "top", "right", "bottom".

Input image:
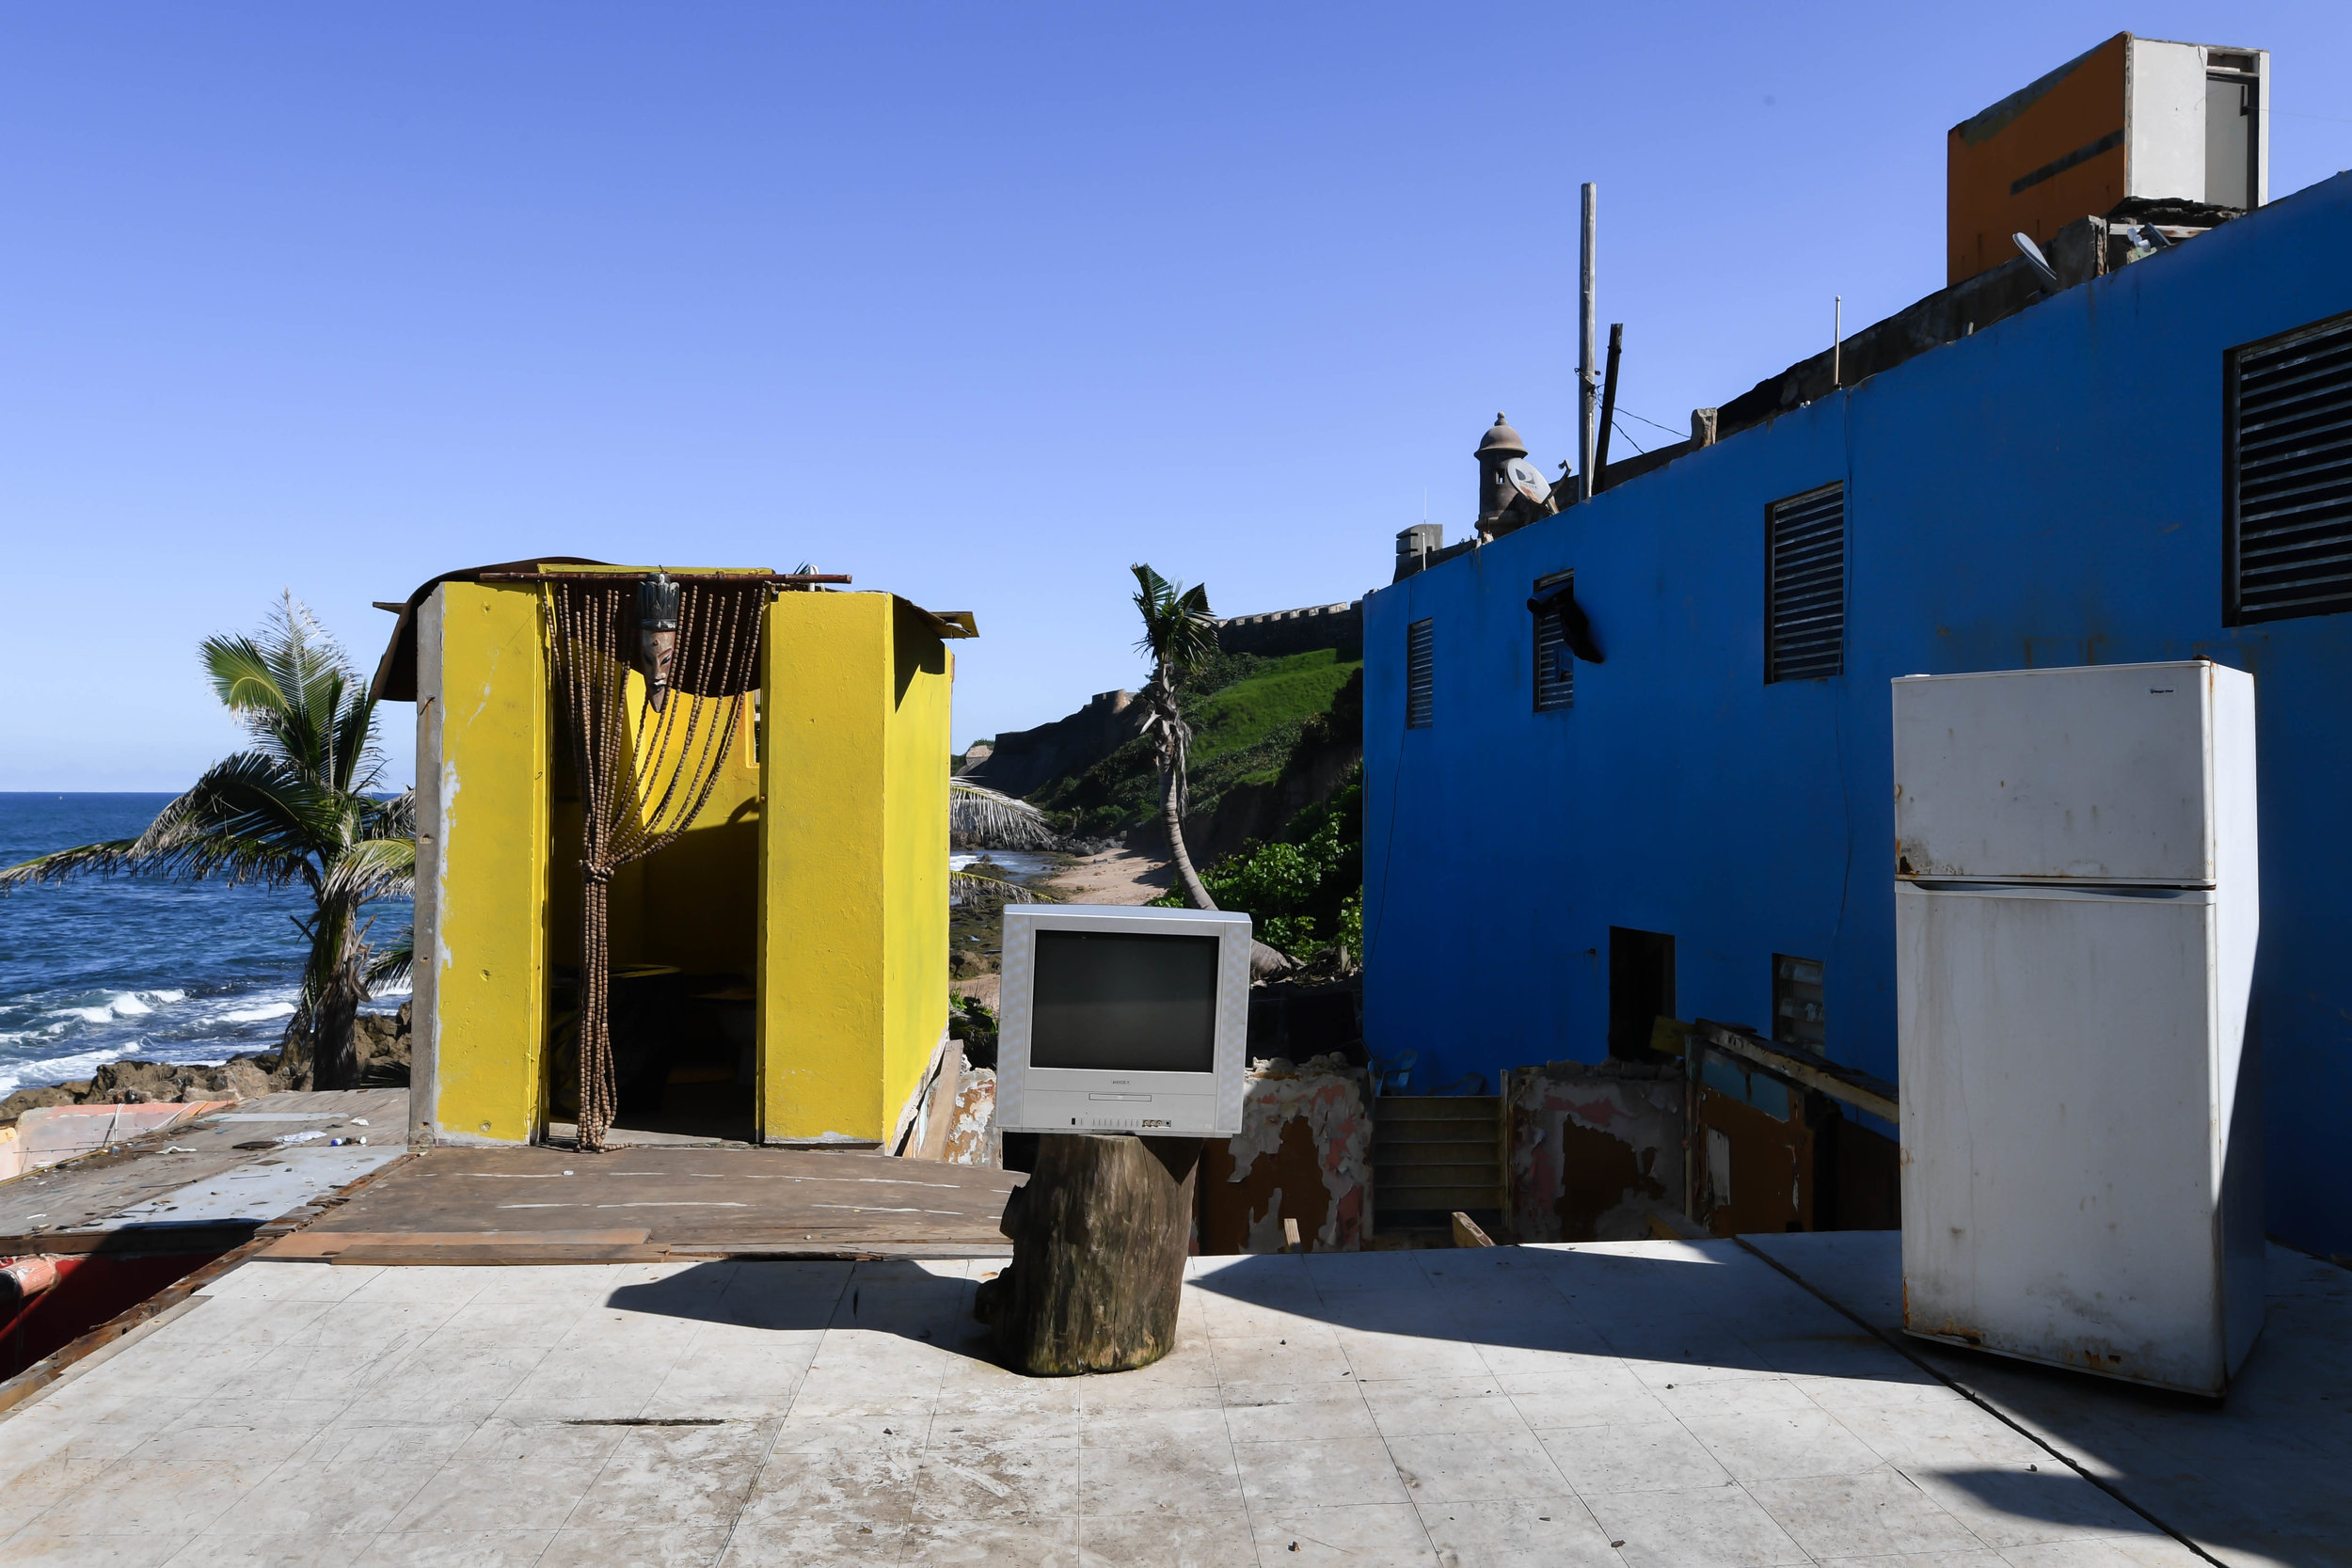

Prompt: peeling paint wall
[
  {"left": 1695, "top": 1066, "right": 1821, "bottom": 1237},
  {"left": 941, "top": 1067, "right": 1001, "bottom": 1166},
  {"left": 1508, "top": 1063, "right": 1684, "bottom": 1242},
  {"left": 1197, "top": 1059, "right": 1372, "bottom": 1253}
]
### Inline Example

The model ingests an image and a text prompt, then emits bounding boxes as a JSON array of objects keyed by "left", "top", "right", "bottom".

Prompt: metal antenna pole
[
  {"left": 1833, "top": 295, "right": 1843, "bottom": 388},
  {"left": 1579, "top": 183, "right": 1597, "bottom": 503}
]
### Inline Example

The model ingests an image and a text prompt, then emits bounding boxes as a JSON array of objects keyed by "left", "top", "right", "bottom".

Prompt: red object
[{"left": 0, "top": 1250, "right": 229, "bottom": 1379}]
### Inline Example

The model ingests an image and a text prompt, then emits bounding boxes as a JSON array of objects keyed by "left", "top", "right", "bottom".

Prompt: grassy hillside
[
  {"left": 1030, "top": 649, "right": 1361, "bottom": 838},
  {"left": 1190, "top": 649, "right": 1359, "bottom": 767}
]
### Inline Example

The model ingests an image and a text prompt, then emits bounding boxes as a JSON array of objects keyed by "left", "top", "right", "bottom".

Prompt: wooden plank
[
  {"left": 280, "top": 1143, "right": 1023, "bottom": 1253},
  {"left": 328, "top": 1243, "right": 672, "bottom": 1266},
  {"left": 0, "top": 1225, "right": 259, "bottom": 1257},
  {"left": 1692, "top": 1021, "right": 1899, "bottom": 1123},
  {"left": 261, "top": 1227, "right": 652, "bottom": 1259},
  {"left": 1451, "top": 1212, "right": 1497, "bottom": 1247},
  {"left": 916, "top": 1044, "right": 964, "bottom": 1164}
]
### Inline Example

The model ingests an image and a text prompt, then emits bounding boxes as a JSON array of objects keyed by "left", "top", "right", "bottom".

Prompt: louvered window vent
[
  {"left": 1533, "top": 572, "right": 1574, "bottom": 713},
  {"left": 2227, "top": 309, "right": 2352, "bottom": 625},
  {"left": 1766, "top": 483, "right": 1847, "bottom": 682},
  {"left": 1405, "top": 618, "right": 1435, "bottom": 729}
]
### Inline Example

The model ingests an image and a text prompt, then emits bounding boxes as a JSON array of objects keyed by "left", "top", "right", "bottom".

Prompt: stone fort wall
[{"left": 1215, "top": 600, "right": 1361, "bottom": 661}]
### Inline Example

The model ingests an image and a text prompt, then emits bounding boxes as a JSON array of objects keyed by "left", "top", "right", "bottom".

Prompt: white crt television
[{"left": 994, "top": 904, "right": 1252, "bottom": 1137}]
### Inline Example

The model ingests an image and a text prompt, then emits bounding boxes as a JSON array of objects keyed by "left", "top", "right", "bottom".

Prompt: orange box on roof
[{"left": 1947, "top": 33, "right": 2269, "bottom": 285}]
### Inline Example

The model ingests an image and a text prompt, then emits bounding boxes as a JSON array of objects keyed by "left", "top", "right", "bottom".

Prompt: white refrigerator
[{"left": 1893, "top": 660, "right": 2265, "bottom": 1397}]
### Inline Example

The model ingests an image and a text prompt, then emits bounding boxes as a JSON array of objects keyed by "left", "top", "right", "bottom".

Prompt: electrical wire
[{"left": 1615, "top": 407, "right": 1686, "bottom": 437}]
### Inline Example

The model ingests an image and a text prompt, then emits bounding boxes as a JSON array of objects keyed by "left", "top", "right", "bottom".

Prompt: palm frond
[
  {"left": 366, "top": 789, "right": 417, "bottom": 839},
  {"left": 201, "top": 634, "right": 288, "bottom": 717},
  {"left": 0, "top": 838, "right": 144, "bottom": 889},
  {"left": 951, "top": 867, "right": 1058, "bottom": 904},
  {"left": 135, "top": 753, "right": 347, "bottom": 866},
  {"left": 202, "top": 594, "right": 382, "bottom": 794},
  {"left": 330, "top": 669, "right": 386, "bottom": 798},
  {"left": 1130, "top": 563, "right": 1218, "bottom": 685},
  {"left": 323, "top": 835, "right": 416, "bottom": 906},
  {"left": 0, "top": 751, "right": 326, "bottom": 890},
  {"left": 949, "top": 780, "right": 1057, "bottom": 849},
  {"left": 365, "top": 926, "right": 414, "bottom": 991}
]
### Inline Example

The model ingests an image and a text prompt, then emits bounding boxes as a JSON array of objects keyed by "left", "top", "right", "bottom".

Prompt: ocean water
[{"left": 0, "top": 794, "right": 411, "bottom": 1096}]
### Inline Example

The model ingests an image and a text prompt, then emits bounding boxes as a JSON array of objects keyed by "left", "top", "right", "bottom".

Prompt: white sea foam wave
[
  {"left": 0, "top": 1044, "right": 135, "bottom": 1098},
  {"left": 0, "top": 1039, "right": 234, "bottom": 1098},
  {"left": 40, "top": 989, "right": 193, "bottom": 1026},
  {"left": 215, "top": 1001, "right": 297, "bottom": 1023}
]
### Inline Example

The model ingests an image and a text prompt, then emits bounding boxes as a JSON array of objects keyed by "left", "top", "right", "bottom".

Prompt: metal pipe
[
  {"left": 1593, "top": 324, "right": 1623, "bottom": 494},
  {"left": 1833, "top": 295, "right": 1843, "bottom": 388},
  {"left": 1578, "top": 182, "right": 1597, "bottom": 503}
]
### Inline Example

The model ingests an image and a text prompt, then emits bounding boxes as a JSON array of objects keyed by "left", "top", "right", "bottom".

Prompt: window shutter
[
  {"left": 1766, "top": 483, "right": 1847, "bottom": 682},
  {"left": 1405, "top": 618, "right": 1435, "bottom": 729},
  {"left": 2227, "top": 309, "right": 2352, "bottom": 625},
  {"left": 1533, "top": 573, "right": 1574, "bottom": 712}
]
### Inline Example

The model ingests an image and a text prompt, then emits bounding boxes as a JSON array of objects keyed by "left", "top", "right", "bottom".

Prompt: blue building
[{"left": 1361, "top": 170, "right": 2352, "bottom": 1258}]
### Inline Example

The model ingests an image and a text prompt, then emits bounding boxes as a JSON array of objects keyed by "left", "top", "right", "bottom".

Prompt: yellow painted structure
[
  {"left": 405, "top": 567, "right": 958, "bottom": 1148},
  {"left": 411, "top": 583, "right": 549, "bottom": 1144},
  {"left": 758, "top": 594, "right": 952, "bottom": 1144}
]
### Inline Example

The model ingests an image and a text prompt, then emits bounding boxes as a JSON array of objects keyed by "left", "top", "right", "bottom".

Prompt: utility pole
[
  {"left": 1593, "top": 323, "right": 1624, "bottom": 494},
  {"left": 1579, "top": 182, "right": 1597, "bottom": 503}
]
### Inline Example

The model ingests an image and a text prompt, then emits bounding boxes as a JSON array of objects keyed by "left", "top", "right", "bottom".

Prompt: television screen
[{"left": 1030, "top": 929, "right": 1219, "bottom": 1073}]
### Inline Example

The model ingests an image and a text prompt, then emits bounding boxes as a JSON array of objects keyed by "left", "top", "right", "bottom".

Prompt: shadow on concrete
[
  {"left": 605, "top": 1256, "right": 990, "bottom": 1349},
  {"left": 1748, "top": 1230, "right": 2352, "bottom": 1566},
  {"left": 1184, "top": 1243, "right": 2199, "bottom": 1553}
]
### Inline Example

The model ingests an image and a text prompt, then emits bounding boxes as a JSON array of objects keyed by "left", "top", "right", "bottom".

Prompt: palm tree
[
  {"left": 948, "top": 779, "right": 1057, "bottom": 906},
  {"left": 0, "top": 595, "right": 415, "bottom": 1091},
  {"left": 949, "top": 779, "right": 1057, "bottom": 851},
  {"left": 1130, "top": 563, "right": 1220, "bottom": 911}
]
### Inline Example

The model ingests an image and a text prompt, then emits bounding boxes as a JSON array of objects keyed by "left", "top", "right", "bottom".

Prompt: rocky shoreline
[{"left": 0, "top": 1001, "right": 413, "bottom": 1128}]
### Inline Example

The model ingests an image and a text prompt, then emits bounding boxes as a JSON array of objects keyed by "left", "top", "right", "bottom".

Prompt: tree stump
[{"left": 975, "top": 1132, "right": 1203, "bottom": 1376}]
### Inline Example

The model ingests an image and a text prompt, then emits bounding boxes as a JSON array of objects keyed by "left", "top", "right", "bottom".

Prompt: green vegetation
[
  {"left": 1189, "top": 648, "right": 1361, "bottom": 766},
  {"left": 1032, "top": 649, "right": 1362, "bottom": 839},
  {"left": 1155, "top": 767, "right": 1363, "bottom": 959}
]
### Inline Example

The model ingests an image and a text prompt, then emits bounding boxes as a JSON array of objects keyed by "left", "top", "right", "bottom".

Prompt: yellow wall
[
  {"left": 419, "top": 574, "right": 951, "bottom": 1148},
  {"left": 416, "top": 582, "right": 549, "bottom": 1144},
  {"left": 547, "top": 691, "right": 762, "bottom": 977},
  {"left": 636, "top": 695, "right": 762, "bottom": 974},
  {"left": 757, "top": 593, "right": 952, "bottom": 1144}
]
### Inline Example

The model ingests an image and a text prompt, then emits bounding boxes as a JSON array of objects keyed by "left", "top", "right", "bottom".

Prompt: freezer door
[
  {"left": 1892, "top": 662, "right": 2245, "bottom": 885},
  {"left": 1897, "top": 882, "right": 2251, "bottom": 1395}
]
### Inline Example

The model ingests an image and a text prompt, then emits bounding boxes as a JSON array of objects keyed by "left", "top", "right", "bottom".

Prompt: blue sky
[{"left": 5, "top": 3, "right": 2348, "bottom": 791}]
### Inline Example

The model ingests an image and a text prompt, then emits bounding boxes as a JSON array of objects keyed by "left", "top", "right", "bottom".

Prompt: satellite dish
[
  {"left": 2011, "top": 231, "right": 2060, "bottom": 289},
  {"left": 1504, "top": 457, "right": 1552, "bottom": 505}
]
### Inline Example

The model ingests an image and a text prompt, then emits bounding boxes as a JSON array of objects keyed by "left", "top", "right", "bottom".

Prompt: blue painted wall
[{"left": 1362, "top": 171, "right": 2352, "bottom": 1257}]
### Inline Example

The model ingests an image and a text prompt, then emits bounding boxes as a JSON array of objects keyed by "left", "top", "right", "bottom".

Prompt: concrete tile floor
[
  {"left": 1750, "top": 1233, "right": 2352, "bottom": 1568},
  {"left": 0, "top": 1241, "right": 2237, "bottom": 1566}
]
